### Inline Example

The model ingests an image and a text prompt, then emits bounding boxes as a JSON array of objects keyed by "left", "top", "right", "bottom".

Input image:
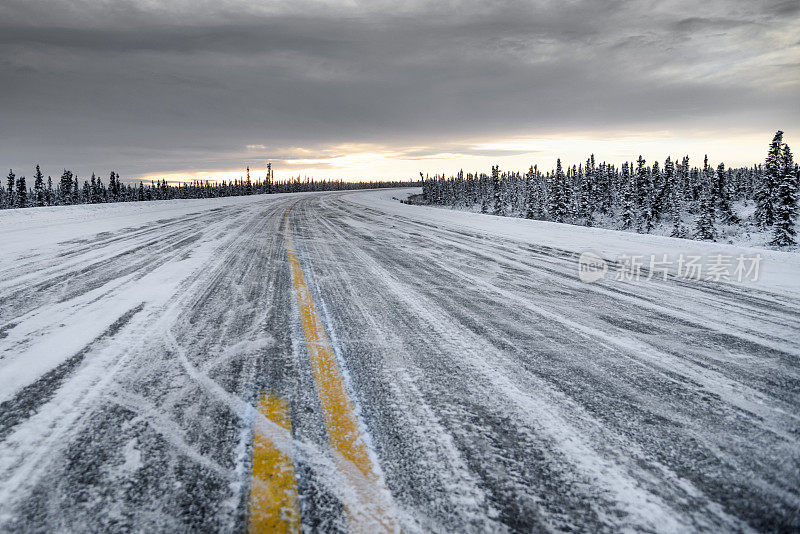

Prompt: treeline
[
  {"left": 0, "top": 163, "right": 417, "bottom": 209},
  {"left": 421, "top": 131, "right": 799, "bottom": 246}
]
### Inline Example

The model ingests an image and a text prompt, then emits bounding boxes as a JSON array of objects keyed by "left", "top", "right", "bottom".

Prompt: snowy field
[{"left": 1, "top": 188, "right": 799, "bottom": 532}]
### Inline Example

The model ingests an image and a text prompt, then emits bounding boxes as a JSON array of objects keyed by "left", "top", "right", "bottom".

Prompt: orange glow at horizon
[{"left": 131, "top": 128, "right": 793, "bottom": 184}]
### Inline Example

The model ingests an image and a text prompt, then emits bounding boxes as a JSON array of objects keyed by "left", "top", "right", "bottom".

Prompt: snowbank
[{"left": 347, "top": 188, "right": 800, "bottom": 297}]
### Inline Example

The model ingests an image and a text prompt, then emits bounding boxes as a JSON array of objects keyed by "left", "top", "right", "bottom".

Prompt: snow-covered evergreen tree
[
  {"left": 6, "top": 170, "right": 15, "bottom": 207},
  {"left": 550, "top": 159, "right": 569, "bottom": 223},
  {"left": 579, "top": 159, "right": 593, "bottom": 225},
  {"left": 72, "top": 175, "right": 80, "bottom": 204},
  {"left": 33, "top": 165, "right": 45, "bottom": 206},
  {"left": 695, "top": 172, "right": 716, "bottom": 240},
  {"left": 480, "top": 179, "right": 489, "bottom": 214},
  {"left": 771, "top": 143, "right": 798, "bottom": 246},
  {"left": 669, "top": 157, "right": 686, "bottom": 237},
  {"left": 600, "top": 163, "right": 614, "bottom": 215},
  {"left": 421, "top": 173, "right": 431, "bottom": 203},
  {"left": 532, "top": 166, "right": 547, "bottom": 219},
  {"left": 46, "top": 176, "right": 54, "bottom": 205},
  {"left": 635, "top": 157, "right": 655, "bottom": 233},
  {"left": 651, "top": 159, "right": 668, "bottom": 222},
  {"left": 90, "top": 174, "right": 98, "bottom": 203},
  {"left": 662, "top": 157, "right": 674, "bottom": 215},
  {"left": 621, "top": 162, "right": 635, "bottom": 230},
  {"left": 15, "top": 174, "right": 27, "bottom": 207},
  {"left": 756, "top": 131, "right": 783, "bottom": 227},
  {"left": 492, "top": 165, "right": 502, "bottom": 215},
  {"left": 59, "top": 169, "right": 73, "bottom": 204},
  {"left": 454, "top": 170, "right": 465, "bottom": 208},
  {"left": 715, "top": 162, "right": 738, "bottom": 224},
  {"left": 109, "top": 172, "right": 120, "bottom": 201},
  {"left": 524, "top": 166, "right": 536, "bottom": 219},
  {"left": 634, "top": 157, "right": 647, "bottom": 232}
]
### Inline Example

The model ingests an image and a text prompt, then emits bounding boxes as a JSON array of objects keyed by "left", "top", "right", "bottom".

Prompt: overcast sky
[{"left": 1, "top": 0, "right": 799, "bottom": 182}]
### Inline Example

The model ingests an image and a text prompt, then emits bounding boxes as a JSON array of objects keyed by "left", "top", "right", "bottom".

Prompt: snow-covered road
[{"left": 1, "top": 189, "right": 798, "bottom": 532}]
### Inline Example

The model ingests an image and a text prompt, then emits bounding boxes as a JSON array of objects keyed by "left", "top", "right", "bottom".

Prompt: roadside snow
[
  {"left": 0, "top": 194, "right": 279, "bottom": 260},
  {"left": 355, "top": 188, "right": 800, "bottom": 297}
]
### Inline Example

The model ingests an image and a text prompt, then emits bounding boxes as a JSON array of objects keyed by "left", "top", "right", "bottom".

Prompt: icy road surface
[{"left": 0, "top": 189, "right": 798, "bottom": 532}]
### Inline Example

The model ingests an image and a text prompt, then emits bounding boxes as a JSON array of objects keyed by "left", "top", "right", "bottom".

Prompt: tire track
[
  {"left": 0, "top": 303, "right": 145, "bottom": 441},
  {"left": 292, "top": 192, "right": 799, "bottom": 532}
]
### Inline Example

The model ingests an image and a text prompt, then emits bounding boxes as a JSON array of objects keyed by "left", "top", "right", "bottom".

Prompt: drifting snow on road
[{"left": 0, "top": 189, "right": 798, "bottom": 532}]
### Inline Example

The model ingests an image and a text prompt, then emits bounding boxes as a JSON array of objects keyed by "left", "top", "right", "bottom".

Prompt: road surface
[{"left": 1, "top": 189, "right": 798, "bottom": 532}]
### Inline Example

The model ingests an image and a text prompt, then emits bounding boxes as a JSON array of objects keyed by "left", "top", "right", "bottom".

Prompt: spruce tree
[
  {"left": 421, "top": 173, "right": 431, "bottom": 203},
  {"left": 687, "top": 167, "right": 700, "bottom": 204},
  {"left": 15, "top": 174, "right": 27, "bottom": 207},
  {"left": 637, "top": 158, "right": 655, "bottom": 233},
  {"left": 454, "top": 170, "right": 465, "bottom": 208},
  {"left": 6, "top": 170, "right": 15, "bottom": 207},
  {"left": 653, "top": 159, "right": 671, "bottom": 222},
  {"left": 90, "top": 173, "right": 98, "bottom": 203},
  {"left": 771, "top": 143, "right": 798, "bottom": 246},
  {"left": 600, "top": 163, "right": 614, "bottom": 214},
  {"left": 578, "top": 160, "right": 592, "bottom": 224},
  {"left": 756, "top": 131, "right": 783, "bottom": 227},
  {"left": 695, "top": 173, "right": 716, "bottom": 240},
  {"left": 568, "top": 165, "right": 579, "bottom": 222},
  {"left": 551, "top": 159, "right": 569, "bottom": 223},
  {"left": 524, "top": 166, "right": 536, "bottom": 219},
  {"left": 662, "top": 157, "right": 674, "bottom": 213},
  {"left": 635, "top": 156, "right": 647, "bottom": 210},
  {"left": 715, "top": 162, "right": 738, "bottom": 224},
  {"left": 634, "top": 156, "right": 652, "bottom": 232},
  {"left": 492, "top": 165, "right": 502, "bottom": 215},
  {"left": 480, "top": 174, "right": 489, "bottom": 214},
  {"left": 98, "top": 175, "right": 106, "bottom": 201},
  {"left": 621, "top": 162, "right": 635, "bottom": 229},
  {"left": 534, "top": 167, "right": 547, "bottom": 219},
  {"left": 109, "top": 172, "right": 119, "bottom": 201},
  {"left": 669, "top": 157, "right": 686, "bottom": 237},
  {"left": 33, "top": 165, "right": 45, "bottom": 206},
  {"left": 58, "top": 169, "right": 72, "bottom": 204}
]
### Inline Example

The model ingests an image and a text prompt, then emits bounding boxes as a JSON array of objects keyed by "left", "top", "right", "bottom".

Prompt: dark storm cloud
[
  {"left": 768, "top": 0, "right": 800, "bottom": 16},
  {"left": 398, "top": 146, "right": 543, "bottom": 159},
  {"left": 672, "top": 17, "right": 756, "bottom": 34},
  {"left": 0, "top": 20, "right": 361, "bottom": 56},
  {"left": 0, "top": 0, "right": 798, "bottom": 178}
]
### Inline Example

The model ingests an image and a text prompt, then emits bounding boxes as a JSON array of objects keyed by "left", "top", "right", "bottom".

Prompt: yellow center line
[
  {"left": 283, "top": 209, "right": 399, "bottom": 533},
  {"left": 247, "top": 392, "right": 301, "bottom": 534}
]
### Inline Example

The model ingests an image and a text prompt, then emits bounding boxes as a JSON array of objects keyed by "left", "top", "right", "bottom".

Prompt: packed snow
[{"left": 0, "top": 189, "right": 798, "bottom": 532}]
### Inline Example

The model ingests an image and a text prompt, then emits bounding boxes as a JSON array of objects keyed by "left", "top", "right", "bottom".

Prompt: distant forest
[
  {"left": 0, "top": 163, "right": 417, "bottom": 210},
  {"left": 4, "top": 132, "right": 798, "bottom": 247},
  {"left": 418, "top": 131, "right": 799, "bottom": 247}
]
